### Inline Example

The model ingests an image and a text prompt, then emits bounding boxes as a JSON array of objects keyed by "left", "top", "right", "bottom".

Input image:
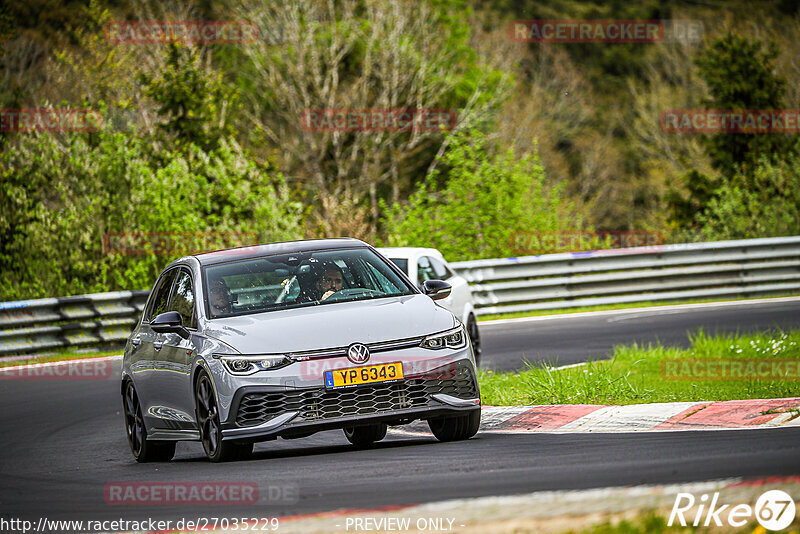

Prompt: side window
[
  {"left": 146, "top": 269, "right": 178, "bottom": 322},
  {"left": 417, "top": 256, "right": 437, "bottom": 285},
  {"left": 429, "top": 257, "right": 452, "bottom": 280},
  {"left": 168, "top": 269, "right": 196, "bottom": 328},
  {"left": 388, "top": 258, "right": 409, "bottom": 276}
]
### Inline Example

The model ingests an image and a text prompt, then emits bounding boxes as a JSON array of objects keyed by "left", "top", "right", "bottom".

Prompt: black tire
[
  {"left": 467, "top": 314, "right": 481, "bottom": 362},
  {"left": 123, "top": 381, "right": 176, "bottom": 462},
  {"left": 343, "top": 423, "right": 387, "bottom": 448},
  {"left": 428, "top": 409, "right": 481, "bottom": 442},
  {"left": 195, "top": 373, "right": 250, "bottom": 462}
]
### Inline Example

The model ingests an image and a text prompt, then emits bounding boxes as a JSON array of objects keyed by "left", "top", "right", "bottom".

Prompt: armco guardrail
[
  {"left": 1, "top": 237, "right": 799, "bottom": 355},
  {"left": 0, "top": 291, "right": 149, "bottom": 356},
  {"left": 450, "top": 236, "right": 800, "bottom": 316}
]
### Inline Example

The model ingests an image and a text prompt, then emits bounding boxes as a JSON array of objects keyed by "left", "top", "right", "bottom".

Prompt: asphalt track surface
[
  {"left": 479, "top": 298, "right": 800, "bottom": 372},
  {"left": 1, "top": 299, "right": 800, "bottom": 526}
]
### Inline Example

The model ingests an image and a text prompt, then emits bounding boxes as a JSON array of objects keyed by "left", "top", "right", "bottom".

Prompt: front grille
[
  {"left": 236, "top": 381, "right": 428, "bottom": 427},
  {"left": 234, "top": 363, "right": 478, "bottom": 428},
  {"left": 424, "top": 375, "right": 478, "bottom": 399}
]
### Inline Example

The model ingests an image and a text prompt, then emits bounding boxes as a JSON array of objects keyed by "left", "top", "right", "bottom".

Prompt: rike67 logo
[{"left": 669, "top": 490, "right": 796, "bottom": 531}]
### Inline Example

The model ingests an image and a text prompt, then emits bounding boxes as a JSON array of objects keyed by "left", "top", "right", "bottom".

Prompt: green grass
[
  {"left": 567, "top": 511, "right": 773, "bottom": 534},
  {"left": 478, "top": 329, "right": 800, "bottom": 405},
  {"left": 477, "top": 295, "right": 800, "bottom": 322},
  {"left": 570, "top": 512, "right": 681, "bottom": 534}
]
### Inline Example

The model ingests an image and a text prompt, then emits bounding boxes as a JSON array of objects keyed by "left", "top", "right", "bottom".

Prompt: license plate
[{"left": 324, "top": 362, "right": 404, "bottom": 389}]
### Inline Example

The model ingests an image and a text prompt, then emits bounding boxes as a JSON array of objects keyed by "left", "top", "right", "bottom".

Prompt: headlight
[
  {"left": 420, "top": 325, "right": 467, "bottom": 350},
  {"left": 216, "top": 354, "right": 293, "bottom": 375}
]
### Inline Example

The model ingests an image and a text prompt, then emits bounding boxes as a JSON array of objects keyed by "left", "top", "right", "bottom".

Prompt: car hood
[{"left": 202, "top": 294, "right": 456, "bottom": 354}]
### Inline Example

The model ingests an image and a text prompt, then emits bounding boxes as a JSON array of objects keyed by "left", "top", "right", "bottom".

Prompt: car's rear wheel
[
  {"left": 428, "top": 409, "right": 481, "bottom": 442},
  {"left": 123, "top": 381, "right": 176, "bottom": 462},
  {"left": 467, "top": 314, "right": 481, "bottom": 361},
  {"left": 343, "top": 423, "right": 387, "bottom": 448},
  {"left": 195, "top": 373, "right": 252, "bottom": 462}
]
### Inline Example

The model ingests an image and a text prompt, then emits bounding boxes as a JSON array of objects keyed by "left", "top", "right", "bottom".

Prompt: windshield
[{"left": 202, "top": 247, "right": 415, "bottom": 319}]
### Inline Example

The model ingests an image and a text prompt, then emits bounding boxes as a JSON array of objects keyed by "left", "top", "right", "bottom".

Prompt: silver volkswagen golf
[{"left": 121, "top": 238, "right": 481, "bottom": 462}]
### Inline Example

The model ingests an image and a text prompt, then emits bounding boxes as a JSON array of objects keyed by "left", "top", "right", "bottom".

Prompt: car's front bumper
[{"left": 219, "top": 360, "right": 480, "bottom": 442}]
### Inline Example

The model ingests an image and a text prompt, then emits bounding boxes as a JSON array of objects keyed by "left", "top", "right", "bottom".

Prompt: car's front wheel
[
  {"left": 195, "top": 373, "right": 253, "bottom": 462},
  {"left": 428, "top": 409, "right": 481, "bottom": 442},
  {"left": 343, "top": 423, "right": 387, "bottom": 448},
  {"left": 123, "top": 381, "right": 176, "bottom": 462},
  {"left": 467, "top": 314, "right": 481, "bottom": 362}
]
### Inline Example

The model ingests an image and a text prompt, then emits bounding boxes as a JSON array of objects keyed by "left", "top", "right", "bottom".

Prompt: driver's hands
[{"left": 321, "top": 290, "right": 337, "bottom": 301}]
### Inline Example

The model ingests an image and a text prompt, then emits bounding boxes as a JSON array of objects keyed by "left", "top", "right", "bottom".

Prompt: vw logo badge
[{"left": 347, "top": 343, "right": 370, "bottom": 364}]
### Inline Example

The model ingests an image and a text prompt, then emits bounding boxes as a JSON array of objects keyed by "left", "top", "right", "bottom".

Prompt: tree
[
  {"left": 382, "top": 128, "right": 573, "bottom": 261},
  {"left": 694, "top": 31, "right": 793, "bottom": 180},
  {"left": 0, "top": 128, "right": 302, "bottom": 300},
  {"left": 227, "top": 0, "right": 512, "bottom": 238},
  {"left": 140, "top": 44, "right": 236, "bottom": 152}
]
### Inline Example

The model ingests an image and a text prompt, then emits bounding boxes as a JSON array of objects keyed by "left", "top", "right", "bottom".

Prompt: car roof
[
  {"left": 376, "top": 247, "right": 446, "bottom": 261},
  {"left": 194, "top": 238, "right": 369, "bottom": 266}
]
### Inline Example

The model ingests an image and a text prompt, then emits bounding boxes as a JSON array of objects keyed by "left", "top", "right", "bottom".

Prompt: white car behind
[{"left": 377, "top": 247, "right": 481, "bottom": 362}]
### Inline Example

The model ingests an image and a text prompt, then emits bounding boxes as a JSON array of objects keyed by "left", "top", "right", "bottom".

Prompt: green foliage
[
  {"left": 223, "top": 0, "right": 512, "bottom": 237},
  {"left": 4, "top": 0, "right": 800, "bottom": 304},
  {"left": 483, "top": 0, "right": 666, "bottom": 91},
  {"left": 697, "top": 155, "right": 800, "bottom": 240},
  {"left": 574, "top": 512, "right": 680, "bottom": 534},
  {"left": 669, "top": 30, "right": 798, "bottom": 231},
  {"left": 140, "top": 44, "right": 237, "bottom": 152},
  {"left": 0, "top": 3, "right": 15, "bottom": 60},
  {"left": 0, "top": 128, "right": 302, "bottom": 300},
  {"left": 694, "top": 31, "right": 793, "bottom": 178},
  {"left": 382, "top": 129, "right": 572, "bottom": 261},
  {"left": 665, "top": 170, "right": 720, "bottom": 229}
]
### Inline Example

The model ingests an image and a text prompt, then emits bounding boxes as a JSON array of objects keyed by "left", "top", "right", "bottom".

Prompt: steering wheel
[{"left": 322, "top": 288, "right": 383, "bottom": 302}]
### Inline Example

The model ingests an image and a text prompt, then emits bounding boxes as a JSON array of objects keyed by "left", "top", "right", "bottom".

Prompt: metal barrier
[
  {"left": 450, "top": 236, "right": 800, "bottom": 316},
  {"left": 0, "top": 291, "right": 149, "bottom": 356},
  {"left": 1, "top": 236, "right": 799, "bottom": 355}
]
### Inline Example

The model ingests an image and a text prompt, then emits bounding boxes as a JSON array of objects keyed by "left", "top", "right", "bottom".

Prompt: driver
[
  {"left": 297, "top": 262, "right": 344, "bottom": 302},
  {"left": 315, "top": 263, "right": 344, "bottom": 301},
  {"left": 208, "top": 278, "right": 233, "bottom": 316}
]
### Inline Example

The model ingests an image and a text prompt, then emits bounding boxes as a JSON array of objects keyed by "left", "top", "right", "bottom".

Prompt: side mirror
[
  {"left": 151, "top": 311, "right": 190, "bottom": 339},
  {"left": 423, "top": 279, "right": 451, "bottom": 301}
]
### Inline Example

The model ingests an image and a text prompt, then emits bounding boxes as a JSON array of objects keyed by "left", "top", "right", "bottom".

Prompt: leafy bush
[
  {"left": 697, "top": 155, "right": 800, "bottom": 240},
  {"left": 381, "top": 128, "right": 573, "bottom": 261},
  {"left": 0, "top": 128, "right": 302, "bottom": 300}
]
